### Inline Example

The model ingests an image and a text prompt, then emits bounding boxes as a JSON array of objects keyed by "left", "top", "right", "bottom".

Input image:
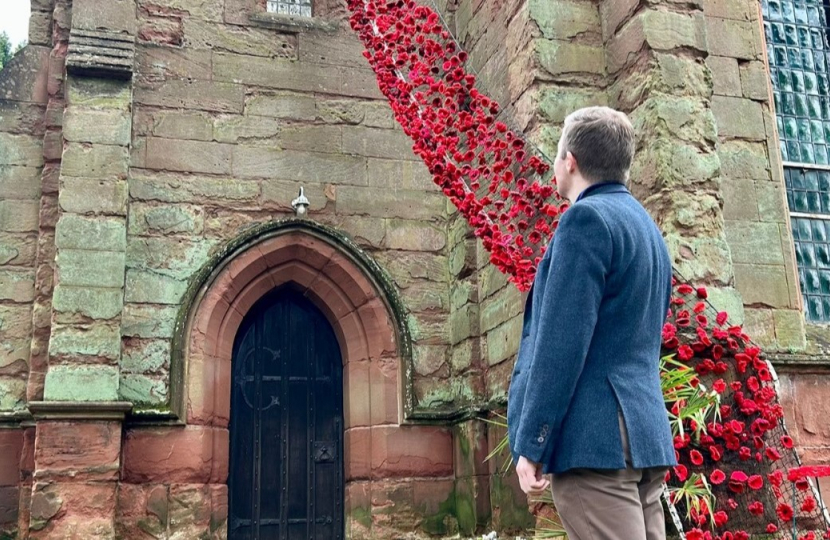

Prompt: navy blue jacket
[{"left": 508, "top": 182, "right": 676, "bottom": 474}]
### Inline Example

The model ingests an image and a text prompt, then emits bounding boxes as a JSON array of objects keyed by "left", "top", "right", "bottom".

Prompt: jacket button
[{"left": 537, "top": 436, "right": 545, "bottom": 443}]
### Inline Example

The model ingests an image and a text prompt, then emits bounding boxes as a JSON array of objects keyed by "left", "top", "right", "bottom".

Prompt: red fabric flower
[
  {"left": 677, "top": 344, "right": 694, "bottom": 361},
  {"left": 690, "top": 450, "right": 704, "bottom": 466},
  {"left": 673, "top": 464, "right": 688, "bottom": 482},
  {"left": 712, "top": 379, "right": 726, "bottom": 393},
  {"left": 777, "top": 503, "right": 794, "bottom": 522},
  {"left": 728, "top": 471, "right": 748, "bottom": 493},
  {"left": 713, "top": 511, "right": 728, "bottom": 527},
  {"left": 748, "top": 474, "right": 763, "bottom": 490},
  {"left": 748, "top": 501, "right": 764, "bottom": 515},
  {"left": 696, "top": 287, "right": 708, "bottom": 299},
  {"left": 802, "top": 495, "right": 817, "bottom": 513},
  {"left": 766, "top": 523, "right": 778, "bottom": 533},
  {"left": 710, "top": 469, "right": 726, "bottom": 485}
]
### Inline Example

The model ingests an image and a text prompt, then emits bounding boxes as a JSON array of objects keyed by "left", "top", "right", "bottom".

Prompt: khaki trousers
[{"left": 550, "top": 413, "right": 669, "bottom": 540}]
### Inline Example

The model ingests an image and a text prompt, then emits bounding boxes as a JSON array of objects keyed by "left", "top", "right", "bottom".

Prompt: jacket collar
[{"left": 575, "top": 181, "right": 628, "bottom": 202}]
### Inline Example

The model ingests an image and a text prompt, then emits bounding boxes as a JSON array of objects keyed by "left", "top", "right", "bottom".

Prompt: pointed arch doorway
[{"left": 229, "top": 287, "right": 344, "bottom": 540}]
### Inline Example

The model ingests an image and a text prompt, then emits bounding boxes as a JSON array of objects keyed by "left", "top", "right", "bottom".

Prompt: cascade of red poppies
[{"left": 345, "top": 0, "right": 830, "bottom": 537}]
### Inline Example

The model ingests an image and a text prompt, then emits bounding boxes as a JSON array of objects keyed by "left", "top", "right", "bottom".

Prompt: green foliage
[
  {"left": 0, "top": 32, "right": 26, "bottom": 71},
  {"left": 660, "top": 355, "right": 721, "bottom": 442}
]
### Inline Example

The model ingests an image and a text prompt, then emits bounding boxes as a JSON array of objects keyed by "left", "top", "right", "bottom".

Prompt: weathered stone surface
[
  {"left": 535, "top": 40, "right": 604, "bottom": 79},
  {"left": 122, "top": 339, "right": 170, "bottom": 374},
  {"left": 0, "top": 269, "right": 35, "bottom": 302},
  {"left": 316, "top": 99, "right": 394, "bottom": 128},
  {"left": 233, "top": 147, "right": 367, "bottom": 183},
  {"left": 330, "top": 215, "right": 387, "bottom": 248},
  {"left": 245, "top": 92, "right": 317, "bottom": 120},
  {"left": 0, "top": 233, "right": 38, "bottom": 266},
  {"left": 631, "top": 142, "right": 720, "bottom": 196},
  {"left": 63, "top": 108, "right": 131, "bottom": 146},
  {"left": 298, "top": 32, "right": 367, "bottom": 69},
  {"left": 150, "top": 110, "right": 214, "bottom": 141},
  {"left": 663, "top": 233, "right": 734, "bottom": 285},
  {"left": 384, "top": 220, "right": 446, "bottom": 252},
  {"left": 0, "top": 200, "right": 39, "bottom": 232},
  {"left": 127, "top": 236, "right": 214, "bottom": 281},
  {"left": 61, "top": 143, "right": 130, "bottom": 179},
  {"left": 705, "top": 17, "right": 762, "bottom": 60},
  {"left": 145, "top": 137, "right": 233, "bottom": 175},
  {"left": 704, "top": 0, "right": 757, "bottom": 21},
  {"left": 34, "top": 421, "right": 122, "bottom": 481},
  {"left": 214, "top": 115, "right": 281, "bottom": 144},
  {"left": 739, "top": 60, "right": 770, "bottom": 101},
  {"left": 0, "top": 45, "right": 49, "bottom": 104},
  {"left": 725, "top": 221, "right": 784, "bottom": 265},
  {"left": 119, "top": 374, "right": 169, "bottom": 404},
  {"left": 122, "top": 304, "right": 179, "bottom": 338},
  {"left": 0, "top": 166, "right": 42, "bottom": 200},
  {"left": 135, "top": 78, "right": 244, "bottom": 113},
  {"left": 611, "top": 53, "right": 713, "bottom": 110},
  {"left": 59, "top": 178, "right": 129, "bottom": 215},
  {"left": 337, "top": 187, "right": 446, "bottom": 220},
  {"left": 56, "top": 215, "right": 126, "bottom": 251},
  {"left": 67, "top": 77, "right": 131, "bottom": 109},
  {"left": 128, "top": 203, "right": 205, "bottom": 236},
  {"left": 743, "top": 307, "right": 775, "bottom": 347},
  {"left": 130, "top": 171, "right": 260, "bottom": 203},
  {"left": 136, "top": 45, "right": 212, "bottom": 80},
  {"left": 733, "top": 263, "right": 791, "bottom": 308},
  {"left": 125, "top": 269, "right": 188, "bottom": 305},
  {"left": 773, "top": 308, "right": 806, "bottom": 351},
  {"left": 52, "top": 286, "right": 124, "bottom": 320},
  {"left": 57, "top": 249, "right": 126, "bottom": 288},
  {"left": 706, "top": 56, "right": 741, "bottom": 97},
  {"left": 711, "top": 95, "right": 766, "bottom": 140},
  {"left": 607, "top": 10, "right": 707, "bottom": 73},
  {"left": 718, "top": 141, "right": 770, "bottom": 180},
  {"left": 43, "top": 365, "right": 119, "bottom": 401},
  {"left": 486, "top": 314, "right": 522, "bottom": 366},
  {"left": 279, "top": 125, "right": 341, "bottom": 153},
  {"left": 0, "top": 134, "right": 43, "bottom": 167},
  {"left": 366, "top": 159, "right": 434, "bottom": 191},
  {"left": 49, "top": 323, "right": 121, "bottom": 361},
  {"left": 183, "top": 18, "right": 297, "bottom": 58},
  {"left": 370, "top": 426, "right": 453, "bottom": 478},
  {"left": 122, "top": 426, "right": 223, "bottom": 483},
  {"left": 722, "top": 178, "right": 758, "bottom": 221},
  {"left": 137, "top": 0, "right": 224, "bottom": 22},
  {"left": 530, "top": 0, "right": 600, "bottom": 41},
  {"left": 0, "top": 378, "right": 26, "bottom": 411},
  {"left": 342, "top": 126, "right": 417, "bottom": 161},
  {"left": 539, "top": 88, "right": 607, "bottom": 124},
  {"left": 262, "top": 180, "right": 331, "bottom": 212},
  {"left": 479, "top": 285, "right": 522, "bottom": 334},
  {"left": 632, "top": 96, "right": 718, "bottom": 146}
]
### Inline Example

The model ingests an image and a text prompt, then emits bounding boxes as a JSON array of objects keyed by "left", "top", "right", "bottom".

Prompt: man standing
[{"left": 508, "top": 107, "right": 676, "bottom": 540}]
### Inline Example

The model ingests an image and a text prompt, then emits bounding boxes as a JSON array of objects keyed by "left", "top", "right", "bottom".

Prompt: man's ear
[{"left": 566, "top": 151, "right": 577, "bottom": 174}]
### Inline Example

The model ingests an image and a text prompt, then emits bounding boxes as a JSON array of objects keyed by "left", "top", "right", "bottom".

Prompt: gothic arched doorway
[{"left": 228, "top": 287, "right": 344, "bottom": 540}]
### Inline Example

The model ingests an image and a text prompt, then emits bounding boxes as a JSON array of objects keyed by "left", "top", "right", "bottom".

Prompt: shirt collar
[{"left": 575, "top": 181, "right": 628, "bottom": 202}]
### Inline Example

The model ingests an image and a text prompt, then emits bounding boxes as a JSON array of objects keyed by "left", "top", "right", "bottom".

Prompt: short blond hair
[{"left": 558, "top": 106, "right": 635, "bottom": 184}]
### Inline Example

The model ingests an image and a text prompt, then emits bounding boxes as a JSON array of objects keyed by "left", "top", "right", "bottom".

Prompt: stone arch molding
[{"left": 172, "top": 220, "right": 415, "bottom": 430}]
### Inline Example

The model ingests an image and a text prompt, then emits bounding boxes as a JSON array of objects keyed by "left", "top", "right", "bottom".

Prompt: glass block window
[
  {"left": 267, "top": 0, "right": 312, "bottom": 17},
  {"left": 763, "top": 0, "right": 830, "bottom": 322}
]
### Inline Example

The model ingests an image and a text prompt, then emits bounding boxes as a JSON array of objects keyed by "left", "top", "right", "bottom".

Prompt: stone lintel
[
  {"left": 66, "top": 29, "right": 135, "bottom": 80},
  {"left": 28, "top": 401, "right": 133, "bottom": 421}
]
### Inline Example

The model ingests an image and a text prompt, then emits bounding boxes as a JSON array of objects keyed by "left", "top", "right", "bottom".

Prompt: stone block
[
  {"left": 125, "top": 269, "right": 188, "bottom": 304},
  {"left": 245, "top": 92, "right": 317, "bottom": 120},
  {"left": 150, "top": 110, "right": 214, "bottom": 141},
  {"left": 129, "top": 170, "right": 260, "bottom": 203},
  {"left": 632, "top": 96, "right": 718, "bottom": 146},
  {"left": 278, "top": 125, "right": 341, "bottom": 153},
  {"left": 743, "top": 307, "right": 775, "bottom": 347},
  {"left": 128, "top": 203, "right": 205, "bottom": 235},
  {"left": 480, "top": 282, "right": 523, "bottom": 333},
  {"left": 122, "top": 304, "right": 178, "bottom": 338},
  {"left": 56, "top": 215, "right": 126, "bottom": 251},
  {"left": 183, "top": 18, "right": 297, "bottom": 58},
  {"left": 298, "top": 32, "right": 368, "bottom": 69},
  {"left": 0, "top": 133, "right": 43, "bottom": 168},
  {"left": 0, "top": 200, "right": 39, "bottom": 233},
  {"left": 722, "top": 178, "right": 759, "bottom": 221},
  {"left": 0, "top": 378, "right": 26, "bottom": 411},
  {"left": 119, "top": 374, "right": 168, "bottom": 405},
  {"left": 705, "top": 17, "right": 762, "bottom": 60},
  {"left": 134, "top": 78, "right": 244, "bottom": 113},
  {"left": 725, "top": 221, "right": 784, "bottom": 265},
  {"left": 0, "top": 166, "right": 42, "bottom": 200},
  {"left": 704, "top": 0, "right": 757, "bottom": 21},
  {"left": 383, "top": 220, "right": 446, "bottom": 252},
  {"left": 449, "top": 303, "right": 476, "bottom": 345},
  {"left": 33, "top": 421, "right": 122, "bottom": 481},
  {"left": 63, "top": 108, "right": 131, "bottom": 146},
  {"left": 342, "top": 127, "right": 417, "bottom": 161},
  {"left": 370, "top": 426, "right": 453, "bottom": 478},
  {"left": 732, "top": 263, "right": 791, "bottom": 308},
  {"left": 539, "top": 87, "right": 607, "bottom": 123},
  {"left": 43, "top": 364, "right": 119, "bottom": 401},
  {"left": 607, "top": 10, "right": 707, "bottom": 73},
  {"left": 412, "top": 344, "right": 447, "bottom": 377},
  {"left": 262, "top": 179, "right": 330, "bottom": 212},
  {"left": 59, "top": 178, "right": 129, "bottom": 215},
  {"left": 662, "top": 233, "right": 734, "bottom": 285},
  {"left": 136, "top": 0, "right": 224, "bottom": 22},
  {"left": 740, "top": 60, "right": 771, "bottom": 101},
  {"left": 136, "top": 45, "right": 212, "bottom": 80},
  {"left": 0, "top": 233, "right": 38, "bottom": 267},
  {"left": 718, "top": 141, "right": 770, "bottom": 181},
  {"left": 611, "top": 52, "right": 713, "bottom": 110},
  {"left": 50, "top": 323, "right": 121, "bottom": 361},
  {"left": 127, "top": 236, "right": 214, "bottom": 281},
  {"left": 486, "top": 314, "right": 522, "bottom": 366},
  {"left": 122, "top": 426, "right": 221, "bottom": 483},
  {"left": 755, "top": 181, "right": 787, "bottom": 223},
  {"left": 67, "top": 77, "right": 131, "bottom": 110},
  {"left": 61, "top": 143, "right": 130, "bottom": 179},
  {"left": 57, "top": 249, "right": 126, "bottom": 288},
  {"left": 145, "top": 137, "right": 232, "bottom": 175},
  {"left": 233, "top": 147, "right": 367, "bottom": 183},
  {"left": 535, "top": 39, "right": 604, "bottom": 79},
  {"left": 711, "top": 96, "right": 766, "bottom": 140},
  {"left": 0, "top": 269, "right": 35, "bottom": 302},
  {"left": 366, "top": 159, "right": 434, "bottom": 191},
  {"left": 345, "top": 427, "right": 371, "bottom": 480},
  {"left": 530, "top": 0, "right": 600, "bottom": 41},
  {"left": 214, "top": 115, "right": 281, "bottom": 144},
  {"left": 706, "top": 56, "right": 741, "bottom": 97},
  {"left": 0, "top": 430, "right": 22, "bottom": 486},
  {"left": 52, "top": 286, "right": 124, "bottom": 320},
  {"left": 337, "top": 187, "right": 446, "bottom": 220}
]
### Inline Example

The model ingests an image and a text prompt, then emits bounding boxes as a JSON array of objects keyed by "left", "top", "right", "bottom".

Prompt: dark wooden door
[{"left": 229, "top": 288, "right": 344, "bottom": 540}]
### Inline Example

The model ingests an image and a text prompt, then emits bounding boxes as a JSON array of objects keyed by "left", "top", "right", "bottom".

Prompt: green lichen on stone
[
  {"left": 350, "top": 506, "right": 372, "bottom": 529},
  {"left": 43, "top": 364, "right": 119, "bottom": 401},
  {"left": 420, "top": 490, "right": 459, "bottom": 536},
  {"left": 490, "top": 475, "right": 534, "bottom": 532}
]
